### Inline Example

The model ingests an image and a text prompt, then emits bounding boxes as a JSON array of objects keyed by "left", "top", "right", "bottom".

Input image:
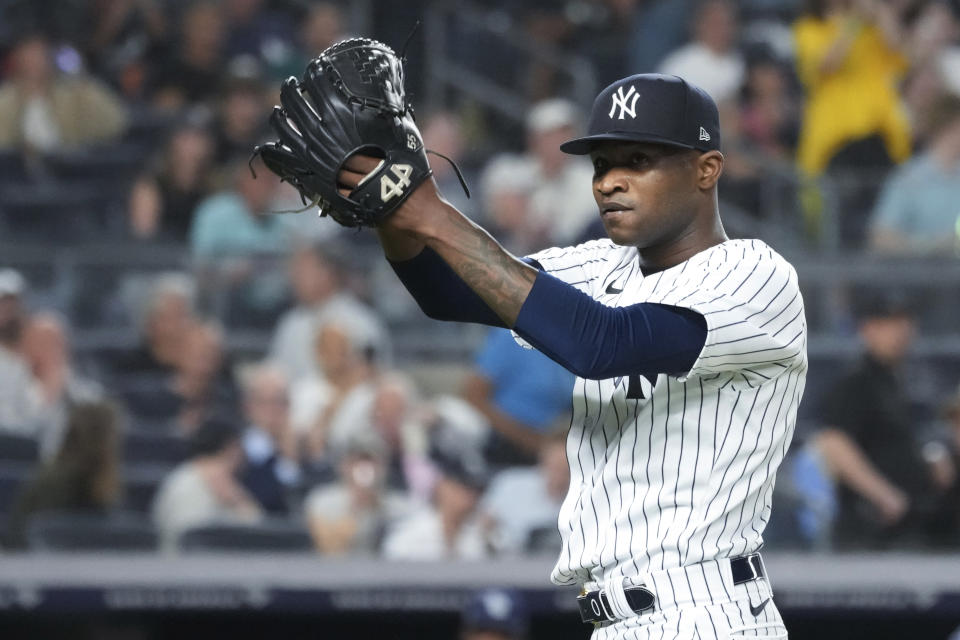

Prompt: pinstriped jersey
[{"left": 518, "top": 238, "right": 807, "bottom": 588}]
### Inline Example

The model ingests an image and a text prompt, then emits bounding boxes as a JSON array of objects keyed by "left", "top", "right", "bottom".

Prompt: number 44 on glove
[{"left": 252, "top": 37, "right": 468, "bottom": 229}]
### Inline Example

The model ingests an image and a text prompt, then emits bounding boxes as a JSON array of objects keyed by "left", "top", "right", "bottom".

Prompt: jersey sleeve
[
  {"left": 525, "top": 238, "right": 620, "bottom": 296},
  {"left": 512, "top": 239, "right": 620, "bottom": 350},
  {"left": 650, "top": 242, "right": 806, "bottom": 389}
]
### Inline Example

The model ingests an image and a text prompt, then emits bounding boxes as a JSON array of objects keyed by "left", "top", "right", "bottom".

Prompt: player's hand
[
  {"left": 337, "top": 153, "right": 445, "bottom": 236},
  {"left": 873, "top": 485, "right": 909, "bottom": 525}
]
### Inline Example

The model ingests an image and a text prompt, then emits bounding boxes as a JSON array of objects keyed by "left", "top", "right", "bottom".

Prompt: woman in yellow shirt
[{"left": 793, "top": 0, "right": 912, "bottom": 176}]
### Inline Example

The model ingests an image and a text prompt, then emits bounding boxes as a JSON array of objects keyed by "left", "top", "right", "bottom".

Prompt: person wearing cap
[
  {"left": 460, "top": 589, "right": 529, "bottom": 640},
  {"left": 381, "top": 424, "right": 492, "bottom": 561},
  {"left": 521, "top": 98, "right": 600, "bottom": 247},
  {"left": 340, "top": 73, "right": 804, "bottom": 637},
  {"left": 0, "top": 268, "right": 40, "bottom": 435},
  {"left": 814, "top": 292, "right": 947, "bottom": 550}
]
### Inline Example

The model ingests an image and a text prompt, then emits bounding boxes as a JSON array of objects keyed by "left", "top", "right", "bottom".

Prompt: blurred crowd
[{"left": 0, "top": 0, "right": 959, "bottom": 558}]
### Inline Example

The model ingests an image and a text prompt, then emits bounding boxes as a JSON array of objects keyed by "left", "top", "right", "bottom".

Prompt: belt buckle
[
  {"left": 576, "top": 591, "right": 605, "bottom": 624},
  {"left": 744, "top": 555, "right": 760, "bottom": 582}
]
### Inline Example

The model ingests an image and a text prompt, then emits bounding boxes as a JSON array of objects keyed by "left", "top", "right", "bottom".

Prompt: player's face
[{"left": 589, "top": 142, "right": 703, "bottom": 249}]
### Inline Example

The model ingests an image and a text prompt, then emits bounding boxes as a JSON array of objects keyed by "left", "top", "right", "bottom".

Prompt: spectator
[
  {"left": 20, "top": 312, "right": 103, "bottom": 457},
  {"left": 128, "top": 113, "right": 216, "bottom": 242},
  {"left": 658, "top": 0, "right": 745, "bottom": 104},
  {"left": 368, "top": 372, "right": 433, "bottom": 500},
  {"left": 814, "top": 292, "right": 943, "bottom": 550},
  {"left": 291, "top": 319, "right": 377, "bottom": 464},
  {"left": 478, "top": 155, "right": 543, "bottom": 255},
  {"left": 571, "top": 0, "right": 641, "bottom": 89},
  {"left": 480, "top": 429, "right": 569, "bottom": 554},
  {"left": 82, "top": 0, "right": 168, "bottom": 99},
  {"left": 121, "top": 318, "right": 236, "bottom": 433},
  {"left": 239, "top": 364, "right": 300, "bottom": 515},
  {"left": 0, "top": 32, "right": 128, "bottom": 153},
  {"left": 221, "top": 0, "right": 294, "bottom": 63},
  {"left": 868, "top": 94, "right": 960, "bottom": 255},
  {"left": 190, "top": 156, "right": 289, "bottom": 260},
  {"left": 168, "top": 320, "right": 238, "bottom": 435},
  {"left": 304, "top": 430, "right": 411, "bottom": 555},
  {"left": 269, "top": 242, "right": 388, "bottom": 382},
  {"left": 740, "top": 57, "right": 800, "bottom": 161},
  {"left": 793, "top": 0, "right": 911, "bottom": 177},
  {"left": 382, "top": 426, "right": 491, "bottom": 560},
  {"left": 299, "top": 3, "right": 346, "bottom": 58},
  {"left": 714, "top": 100, "right": 766, "bottom": 217},
  {"left": 421, "top": 110, "right": 475, "bottom": 214},
  {"left": 264, "top": 2, "right": 346, "bottom": 81},
  {"left": 627, "top": 0, "right": 696, "bottom": 73},
  {"left": 0, "top": 269, "right": 40, "bottom": 435},
  {"left": 463, "top": 328, "right": 574, "bottom": 468},
  {"left": 212, "top": 57, "right": 270, "bottom": 166},
  {"left": 5, "top": 401, "right": 121, "bottom": 549},
  {"left": 895, "top": 4, "right": 960, "bottom": 146},
  {"left": 522, "top": 99, "right": 597, "bottom": 247},
  {"left": 151, "top": 416, "right": 261, "bottom": 550},
  {"left": 114, "top": 272, "right": 196, "bottom": 379},
  {"left": 150, "top": 2, "right": 225, "bottom": 109},
  {"left": 460, "top": 589, "right": 529, "bottom": 640}
]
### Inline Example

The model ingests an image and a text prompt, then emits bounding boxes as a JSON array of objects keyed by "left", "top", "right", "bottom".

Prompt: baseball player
[{"left": 260, "top": 56, "right": 806, "bottom": 638}]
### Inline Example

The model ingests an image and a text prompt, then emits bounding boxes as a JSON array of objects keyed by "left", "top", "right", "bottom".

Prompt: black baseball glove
[{"left": 253, "top": 38, "right": 439, "bottom": 228}]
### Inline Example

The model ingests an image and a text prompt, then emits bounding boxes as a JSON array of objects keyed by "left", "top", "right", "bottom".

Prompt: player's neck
[{"left": 636, "top": 216, "right": 727, "bottom": 273}]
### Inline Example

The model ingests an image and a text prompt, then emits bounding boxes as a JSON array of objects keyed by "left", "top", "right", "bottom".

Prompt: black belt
[{"left": 577, "top": 554, "right": 766, "bottom": 625}]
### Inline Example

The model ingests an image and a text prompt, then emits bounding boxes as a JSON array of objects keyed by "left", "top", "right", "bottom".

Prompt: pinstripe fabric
[{"left": 516, "top": 238, "right": 805, "bottom": 639}]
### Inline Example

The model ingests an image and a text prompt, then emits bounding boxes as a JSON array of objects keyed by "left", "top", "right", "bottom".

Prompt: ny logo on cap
[{"left": 609, "top": 85, "right": 640, "bottom": 120}]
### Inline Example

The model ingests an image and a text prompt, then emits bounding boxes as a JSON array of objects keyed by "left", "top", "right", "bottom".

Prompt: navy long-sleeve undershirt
[{"left": 389, "top": 247, "right": 707, "bottom": 380}]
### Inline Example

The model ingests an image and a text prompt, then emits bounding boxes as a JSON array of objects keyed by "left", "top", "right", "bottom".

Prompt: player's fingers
[
  {"left": 343, "top": 153, "right": 383, "bottom": 174},
  {"left": 337, "top": 168, "right": 366, "bottom": 191}
]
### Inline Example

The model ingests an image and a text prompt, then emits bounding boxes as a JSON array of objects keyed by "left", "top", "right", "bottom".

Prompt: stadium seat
[
  {"left": 178, "top": 520, "right": 314, "bottom": 553},
  {"left": 121, "top": 465, "right": 171, "bottom": 514},
  {"left": 0, "top": 182, "right": 116, "bottom": 242},
  {"left": 0, "top": 150, "right": 27, "bottom": 185},
  {"left": 25, "top": 511, "right": 158, "bottom": 552},
  {"left": 0, "top": 433, "right": 39, "bottom": 463},
  {"left": 0, "top": 463, "right": 32, "bottom": 515},
  {"left": 525, "top": 526, "right": 562, "bottom": 556},
  {"left": 123, "top": 430, "right": 189, "bottom": 466},
  {"left": 44, "top": 143, "right": 148, "bottom": 186}
]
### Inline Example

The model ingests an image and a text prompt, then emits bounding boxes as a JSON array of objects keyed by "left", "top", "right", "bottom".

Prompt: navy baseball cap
[{"left": 560, "top": 74, "right": 721, "bottom": 155}]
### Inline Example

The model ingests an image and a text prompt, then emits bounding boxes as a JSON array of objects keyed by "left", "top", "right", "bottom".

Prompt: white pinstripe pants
[{"left": 588, "top": 559, "right": 788, "bottom": 640}]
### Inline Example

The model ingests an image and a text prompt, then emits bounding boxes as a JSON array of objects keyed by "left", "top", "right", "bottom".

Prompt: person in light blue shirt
[
  {"left": 190, "top": 157, "right": 291, "bottom": 259},
  {"left": 463, "top": 327, "right": 574, "bottom": 468},
  {"left": 190, "top": 157, "right": 295, "bottom": 320},
  {"left": 869, "top": 95, "right": 960, "bottom": 255}
]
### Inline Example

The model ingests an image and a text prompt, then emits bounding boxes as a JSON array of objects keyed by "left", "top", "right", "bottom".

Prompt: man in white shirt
[
  {"left": 239, "top": 364, "right": 301, "bottom": 514},
  {"left": 269, "top": 242, "right": 388, "bottom": 382},
  {"left": 658, "top": 0, "right": 745, "bottom": 104}
]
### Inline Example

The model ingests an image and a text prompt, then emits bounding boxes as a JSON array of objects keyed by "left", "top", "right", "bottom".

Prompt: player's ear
[{"left": 696, "top": 151, "right": 723, "bottom": 190}]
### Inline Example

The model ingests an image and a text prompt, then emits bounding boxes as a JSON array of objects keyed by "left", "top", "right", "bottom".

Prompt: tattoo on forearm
[{"left": 435, "top": 212, "right": 537, "bottom": 326}]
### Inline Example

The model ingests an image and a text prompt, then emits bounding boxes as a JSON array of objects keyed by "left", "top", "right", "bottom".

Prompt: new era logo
[{"left": 699, "top": 126, "right": 711, "bottom": 142}]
